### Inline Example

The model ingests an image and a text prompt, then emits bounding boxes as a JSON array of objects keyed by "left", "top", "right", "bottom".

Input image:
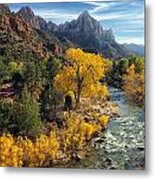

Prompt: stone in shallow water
[{"left": 70, "top": 88, "right": 145, "bottom": 169}]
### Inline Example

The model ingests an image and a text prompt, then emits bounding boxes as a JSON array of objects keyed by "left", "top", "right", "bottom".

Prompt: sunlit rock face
[
  {"left": 0, "top": 4, "right": 11, "bottom": 15},
  {"left": 17, "top": 7, "right": 133, "bottom": 59},
  {"left": 17, "top": 6, "right": 47, "bottom": 30},
  {"left": 0, "top": 5, "right": 75, "bottom": 58}
]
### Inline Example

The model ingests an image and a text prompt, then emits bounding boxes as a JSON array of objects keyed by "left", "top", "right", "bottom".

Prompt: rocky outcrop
[
  {"left": 47, "top": 21, "right": 58, "bottom": 33},
  {"left": 0, "top": 8, "right": 46, "bottom": 58},
  {"left": 17, "top": 6, "right": 47, "bottom": 30},
  {"left": 0, "top": 4, "right": 134, "bottom": 60},
  {"left": 54, "top": 10, "right": 105, "bottom": 51},
  {"left": 0, "top": 4, "right": 10, "bottom": 15},
  {"left": 103, "top": 28, "right": 115, "bottom": 43},
  {"left": 17, "top": 6, "right": 133, "bottom": 59},
  {"left": 0, "top": 5, "right": 74, "bottom": 59},
  {"left": 51, "top": 10, "right": 132, "bottom": 59}
]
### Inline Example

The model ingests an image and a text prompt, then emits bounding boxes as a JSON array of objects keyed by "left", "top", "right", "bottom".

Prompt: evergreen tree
[
  {"left": 23, "top": 60, "right": 46, "bottom": 100},
  {"left": 40, "top": 57, "right": 62, "bottom": 120},
  {"left": 14, "top": 86, "right": 42, "bottom": 137},
  {"left": 0, "top": 100, "right": 13, "bottom": 133},
  {"left": 40, "top": 84, "right": 63, "bottom": 120},
  {"left": 46, "top": 57, "right": 61, "bottom": 83}
]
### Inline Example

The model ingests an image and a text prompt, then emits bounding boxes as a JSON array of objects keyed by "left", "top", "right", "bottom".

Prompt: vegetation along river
[{"left": 70, "top": 87, "right": 145, "bottom": 170}]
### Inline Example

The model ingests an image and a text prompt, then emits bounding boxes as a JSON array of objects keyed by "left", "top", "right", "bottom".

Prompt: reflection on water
[{"left": 70, "top": 87, "right": 145, "bottom": 170}]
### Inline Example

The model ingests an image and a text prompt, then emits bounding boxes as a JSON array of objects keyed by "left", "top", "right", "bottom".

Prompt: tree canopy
[{"left": 54, "top": 48, "right": 109, "bottom": 107}]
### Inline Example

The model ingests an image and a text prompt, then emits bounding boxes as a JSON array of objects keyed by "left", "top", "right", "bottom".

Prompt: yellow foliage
[
  {"left": 54, "top": 66, "right": 76, "bottom": 95},
  {"left": 61, "top": 113, "right": 105, "bottom": 156},
  {"left": 8, "top": 61, "right": 23, "bottom": 73},
  {"left": 123, "top": 64, "right": 144, "bottom": 106},
  {"left": 102, "top": 58, "right": 113, "bottom": 74},
  {"left": 65, "top": 48, "right": 105, "bottom": 80},
  {"left": 0, "top": 113, "right": 109, "bottom": 167},
  {"left": 68, "top": 90, "right": 75, "bottom": 98},
  {"left": 19, "top": 132, "right": 60, "bottom": 167},
  {"left": 54, "top": 48, "right": 109, "bottom": 104},
  {"left": 99, "top": 115, "right": 109, "bottom": 127},
  {"left": 0, "top": 134, "right": 24, "bottom": 167},
  {"left": 0, "top": 133, "right": 60, "bottom": 167},
  {"left": 84, "top": 83, "right": 108, "bottom": 99}
]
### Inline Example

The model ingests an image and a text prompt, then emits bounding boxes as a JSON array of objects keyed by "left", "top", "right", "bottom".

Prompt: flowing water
[{"left": 71, "top": 87, "right": 145, "bottom": 170}]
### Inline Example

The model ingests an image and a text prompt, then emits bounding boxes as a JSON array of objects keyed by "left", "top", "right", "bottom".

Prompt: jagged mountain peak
[
  {"left": 78, "top": 10, "right": 91, "bottom": 19},
  {"left": 0, "top": 4, "right": 10, "bottom": 15},
  {"left": 77, "top": 10, "right": 99, "bottom": 27},
  {"left": 103, "top": 28, "right": 115, "bottom": 42},
  {"left": 18, "top": 6, "right": 34, "bottom": 18},
  {"left": 82, "top": 10, "right": 89, "bottom": 15},
  {"left": 66, "top": 10, "right": 103, "bottom": 38},
  {"left": 17, "top": 6, "right": 47, "bottom": 30},
  {"left": 0, "top": 4, "right": 133, "bottom": 59}
]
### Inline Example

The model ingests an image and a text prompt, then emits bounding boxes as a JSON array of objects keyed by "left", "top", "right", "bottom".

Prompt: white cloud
[
  {"left": 84, "top": 2, "right": 110, "bottom": 14},
  {"left": 34, "top": 10, "right": 79, "bottom": 23},
  {"left": 121, "top": 29, "right": 144, "bottom": 33},
  {"left": 92, "top": 11, "right": 144, "bottom": 22},
  {"left": 92, "top": 13, "right": 125, "bottom": 21},
  {"left": 116, "top": 36, "right": 144, "bottom": 45},
  {"left": 9, "top": 1, "right": 144, "bottom": 45}
]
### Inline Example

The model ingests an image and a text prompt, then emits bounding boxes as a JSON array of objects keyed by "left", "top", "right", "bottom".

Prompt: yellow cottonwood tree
[
  {"left": 54, "top": 48, "right": 108, "bottom": 107},
  {"left": 123, "top": 64, "right": 144, "bottom": 106}
]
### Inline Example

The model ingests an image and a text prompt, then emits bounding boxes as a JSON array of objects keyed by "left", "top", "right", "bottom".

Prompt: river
[{"left": 69, "top": 87, "right": 145, "bottom": 170}]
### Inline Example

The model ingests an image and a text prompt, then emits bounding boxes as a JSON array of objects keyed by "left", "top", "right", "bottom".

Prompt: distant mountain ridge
[
  {"left": 0, "top": 4, "right": 141, "bottom": 60},
  {"left": 123, "top": 43, "right": 144, "bottom": 56}
]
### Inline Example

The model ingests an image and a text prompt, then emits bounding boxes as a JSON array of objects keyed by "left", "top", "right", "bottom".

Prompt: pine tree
[
  {"left": 0, "top": 100, "right": 13, "bottom": 133},
  {"left": 15, "top": 85, "right": 42, "bottom": 137}
]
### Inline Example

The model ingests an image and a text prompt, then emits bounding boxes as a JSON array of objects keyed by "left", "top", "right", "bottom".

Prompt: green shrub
[
  {"left": 0, "top": 100, "right": 13, "bottom": 133},
  {"left": 14, "top": 86, "right": 42, "bottom": 137}
]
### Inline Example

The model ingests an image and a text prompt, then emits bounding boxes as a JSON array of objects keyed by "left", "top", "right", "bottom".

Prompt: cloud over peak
[{"left": 9, "top": 0, "right": 144, "bottom": 45}]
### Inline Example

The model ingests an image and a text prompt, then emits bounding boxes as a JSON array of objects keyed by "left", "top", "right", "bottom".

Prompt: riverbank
[
  {"left": 65, "top": 87, "right": 145, "bottom": 170},
  {"left": 0, "top": 87, "right": 145, "bottom": 168}
]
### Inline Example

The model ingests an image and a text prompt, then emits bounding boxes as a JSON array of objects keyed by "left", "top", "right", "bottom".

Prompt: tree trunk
[
  {"left": 76, "top": 85, "right": 82, "bottom": 109},
  {"left": 75, "top": 65, "right": 83, "bottom": 109}
]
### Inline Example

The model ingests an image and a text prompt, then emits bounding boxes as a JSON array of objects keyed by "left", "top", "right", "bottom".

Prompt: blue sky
[{"left": 9, "top": 0, "right": 144, "bottom": 45}]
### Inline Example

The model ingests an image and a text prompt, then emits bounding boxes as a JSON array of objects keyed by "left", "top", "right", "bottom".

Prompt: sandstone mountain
[
  {"left": 0, "top": 4, "right": 134, "bottom": 60},
  {"left": 17, "top": 7, "right": 133, "bottom": 59},
  {"left": 0, "top": 4, "right": 75, "bottom": 60}
]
